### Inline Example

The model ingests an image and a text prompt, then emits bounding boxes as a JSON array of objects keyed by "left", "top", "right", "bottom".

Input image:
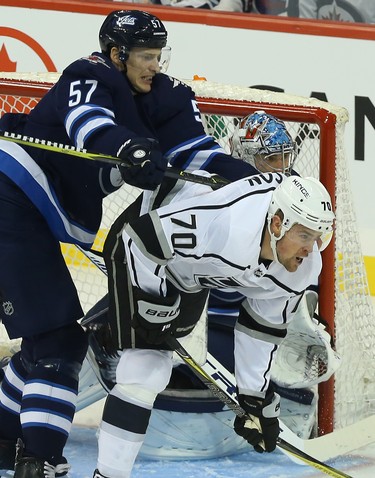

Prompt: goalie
[{"left": 86, "top": 170, "right": 334, "bottom": 478}]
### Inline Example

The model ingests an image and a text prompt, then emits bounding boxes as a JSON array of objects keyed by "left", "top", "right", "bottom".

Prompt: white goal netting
[{"left": 0, "top": 72, "right": 374, "bottom": 435}]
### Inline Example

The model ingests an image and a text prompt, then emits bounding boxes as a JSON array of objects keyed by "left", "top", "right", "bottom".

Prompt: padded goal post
[{"left": 0, "top": 72, "right": 374, "bottom": 437}]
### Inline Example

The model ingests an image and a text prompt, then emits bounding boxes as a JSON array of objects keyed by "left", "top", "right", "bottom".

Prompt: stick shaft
[
  {"left": 75, "top": 217, "right": 352, "bottom": 475},
  {"left": 0, "top": 132, "right": 228, "bottom": 190},
  {"left": 167, "top": 336, "right": 353, "bottom": 478},
  {"left": 277, "top": 439, "right": 353, "bottom": 478}
]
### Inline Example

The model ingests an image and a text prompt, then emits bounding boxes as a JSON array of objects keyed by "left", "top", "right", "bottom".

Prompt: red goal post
[{"left": 0, "top": 73, "right": 373, "bottom": 438}]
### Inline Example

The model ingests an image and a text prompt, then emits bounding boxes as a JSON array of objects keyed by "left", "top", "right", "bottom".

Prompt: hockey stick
[
  {"left": 75, "top": 246, "right": 355, "bottom": 475},
  {"left": 0, "top": 132, "right": 229, "bottom": 190},
  {"left": 75, "top": 248, "right": 308, "bottom": 446},
  {"left": 78, "top": 246, "right": 375, "bottom": 466},
  {"left": 167, "top": 335, "right": 353, "bottom": 478}
]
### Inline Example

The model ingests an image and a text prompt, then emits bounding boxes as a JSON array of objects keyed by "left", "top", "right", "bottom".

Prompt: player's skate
[
  {"left": 13, "top": 440, "right": 70, "bottom": 478},
  {"left": 93, "top": 470, "right": 108, "bottom": 478}
]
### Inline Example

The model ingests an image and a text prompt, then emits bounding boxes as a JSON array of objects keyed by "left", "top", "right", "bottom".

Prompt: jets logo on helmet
[
  {"left": 99, "top": 10, "right": 169, "bottom": 66},
  {"left": 117, "top": 15, "right": 136, "bottom": 27}
]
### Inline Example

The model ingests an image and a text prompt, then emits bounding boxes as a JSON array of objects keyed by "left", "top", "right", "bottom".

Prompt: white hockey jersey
[{"left": 123, "top": 172, "right": 322, "bottom": 396}]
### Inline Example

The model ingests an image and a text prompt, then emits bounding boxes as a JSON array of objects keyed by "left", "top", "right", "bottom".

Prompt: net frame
[{"left": 0, "top": 73, "right": 374, "bottom": 437}]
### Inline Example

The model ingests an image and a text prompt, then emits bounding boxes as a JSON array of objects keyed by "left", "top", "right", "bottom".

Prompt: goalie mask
[
  {"left": 99, "top": 10, "right": 170, "bottom": 71},
  {"left": 231, "top": 111, "right": 296, "bottom": 175},
  {"left": 267, "top": 176, "right": 335, "bottom": 262}
]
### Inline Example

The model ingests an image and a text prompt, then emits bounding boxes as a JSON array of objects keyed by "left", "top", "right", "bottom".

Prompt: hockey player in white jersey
[
  {"left": 81, "top": 112, "right": 330, "bottom": 459},
  {"left": 92, "top": 171, "right": 334, "bottom": 478},
  {"left": 72, "top": 111, "right": 325, "bottom": 460}
]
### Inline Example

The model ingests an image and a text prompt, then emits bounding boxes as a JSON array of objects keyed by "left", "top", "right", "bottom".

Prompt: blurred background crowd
[{"left": 113, "top": 0, "right": 375, "bottom": 23}]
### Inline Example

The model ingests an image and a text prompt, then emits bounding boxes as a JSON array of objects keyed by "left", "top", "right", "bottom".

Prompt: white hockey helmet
[{"left": 267, "top": 176, "right": 335, "bottom": 258}]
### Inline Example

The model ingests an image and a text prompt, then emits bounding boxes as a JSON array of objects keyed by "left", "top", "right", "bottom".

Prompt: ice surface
[{"left": 65, "top": 425, "right": 375, "bottom": 478}]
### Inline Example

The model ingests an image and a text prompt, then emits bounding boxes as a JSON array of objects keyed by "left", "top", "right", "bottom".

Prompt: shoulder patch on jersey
[
  {"left": 166, "top": 75, "right": 189, "bottom": 89},
  {"left": 80, "top": 55, "right": 111, "bottom": 69}
]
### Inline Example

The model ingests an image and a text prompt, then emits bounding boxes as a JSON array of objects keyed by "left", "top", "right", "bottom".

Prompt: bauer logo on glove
[
  {"left": 140, "top": 302, "right": 180, "bottom": 319},
  {"left": 131, "top": 291, "right": 181, "bottom": 344}
]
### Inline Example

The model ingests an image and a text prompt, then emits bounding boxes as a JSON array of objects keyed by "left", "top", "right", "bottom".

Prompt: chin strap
[{"left": 267, "top": 214, "right": 286, "bottom": 264}]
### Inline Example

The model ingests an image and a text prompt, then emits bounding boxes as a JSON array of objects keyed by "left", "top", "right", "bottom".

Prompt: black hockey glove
[
  {"left": 131, "top": 290, "right": 181, "bottom": 345},
  {"left": 234, "top": 392, "right": 280, "bottom": 453},
  {"left": 117, "top": 137, "right": 167, "bottom": 190}
]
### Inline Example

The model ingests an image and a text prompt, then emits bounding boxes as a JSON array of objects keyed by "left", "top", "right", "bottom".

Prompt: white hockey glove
[
  {"left": 234, "top": 392, "right": 280, "bottom": 453},
  {"left": 132, "top": 290, "right": 181, "bottom": 345},
  {"left": 117, "top": 137, "right": 167, "bottom": 191}
]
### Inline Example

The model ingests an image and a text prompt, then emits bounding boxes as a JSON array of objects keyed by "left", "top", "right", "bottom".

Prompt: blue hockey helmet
[
  {"left": 99, "top": 10, "right": 168, "bottom": 63},
  {"left": 231, "top": 110, "right": 296, "bottom": 174}
]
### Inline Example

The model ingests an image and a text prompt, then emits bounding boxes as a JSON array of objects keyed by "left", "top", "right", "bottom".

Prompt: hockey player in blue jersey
[{"left": 0, "top": 10, "right": 258, "bottom": 478}]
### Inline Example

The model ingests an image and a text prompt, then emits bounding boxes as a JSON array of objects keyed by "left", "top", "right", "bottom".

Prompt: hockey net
[{"left": 0, "top": 72, "right": 374, "bottom": 436}]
